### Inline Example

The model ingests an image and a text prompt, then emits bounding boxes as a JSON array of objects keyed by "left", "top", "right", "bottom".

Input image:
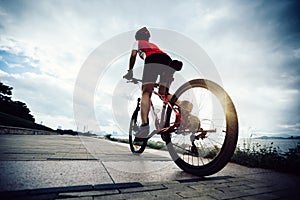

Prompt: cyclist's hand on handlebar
[{"left": 123, "top": 69, "right": 133, "bottom": 80}]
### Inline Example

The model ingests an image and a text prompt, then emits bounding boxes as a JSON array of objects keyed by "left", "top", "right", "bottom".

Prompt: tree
[
  {"left": 0, "top": 82, "right": 13, "bottom": 102},
  {"left": 0, "top": 82, "right": 35, "bottom": 122}
]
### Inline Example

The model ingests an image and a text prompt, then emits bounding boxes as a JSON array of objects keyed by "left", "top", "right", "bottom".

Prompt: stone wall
[{"left": 0, "top": 125, "right": 57, "bottom": 135}]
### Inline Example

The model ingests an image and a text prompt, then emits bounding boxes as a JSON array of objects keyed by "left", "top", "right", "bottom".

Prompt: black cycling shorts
[{"left": 142, "top": 53, "right": 174, "bottom": 85}]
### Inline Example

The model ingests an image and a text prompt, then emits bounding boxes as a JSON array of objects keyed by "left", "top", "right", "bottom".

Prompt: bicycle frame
[
  {"left": 147, "top": 90, "right": 181, "bottom": 139},
  {"left": 128, "top": 77, "right": 216, "bottom": 142},
  {"left": 128, "top": 78, "right": 180, "bottom": 139}
]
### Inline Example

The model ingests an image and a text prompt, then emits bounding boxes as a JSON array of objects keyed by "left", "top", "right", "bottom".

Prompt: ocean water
[{"left": 237, "top": 138, "right": 300, "bottom": 153}]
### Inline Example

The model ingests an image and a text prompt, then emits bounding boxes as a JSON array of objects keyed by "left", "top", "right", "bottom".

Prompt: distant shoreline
[
  {"left": 97, "top": 134, "right": 300, "bottom": 140},
  {"left": 254, "top": 136, "right": 300, "bottom": 140}
]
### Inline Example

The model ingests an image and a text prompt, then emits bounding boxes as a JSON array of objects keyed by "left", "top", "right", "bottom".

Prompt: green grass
[
  {"left": 104, "top": 134, "right": 167, "bottom": 150},
  {"left": 146, "top": 140, "right": 167, "bottom": 150}
]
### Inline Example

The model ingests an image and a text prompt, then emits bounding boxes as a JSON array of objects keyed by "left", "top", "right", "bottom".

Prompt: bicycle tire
[
  {"left": 129, "top": 101, "right": 147, "bottom": 154},
  {"left": 165, "top": 79, "right": 238, "bottom": 176}
]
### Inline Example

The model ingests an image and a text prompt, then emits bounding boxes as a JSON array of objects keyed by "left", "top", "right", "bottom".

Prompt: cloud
[
  {"left": 279, "top": 123, "right": 300, "bottom": 132},
  {"left": 0, "top": 0, "right": 299, "bottom": 136},
  {"left": 179, "top": 1, "right": 300, "bottom": 137}
]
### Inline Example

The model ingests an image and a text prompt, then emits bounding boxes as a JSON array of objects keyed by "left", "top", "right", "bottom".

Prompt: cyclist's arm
[{"left": 129, "top": 50, "right": 137, "bottom": 70}]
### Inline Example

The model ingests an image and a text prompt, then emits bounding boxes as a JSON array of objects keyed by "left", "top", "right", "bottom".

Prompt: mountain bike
[{"left": 126, "top": 77, "right": 238, "bottom": 176}]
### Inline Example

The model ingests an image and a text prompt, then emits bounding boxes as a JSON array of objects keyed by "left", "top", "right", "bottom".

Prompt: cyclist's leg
[
  {"left": 141, "top": 83, "right": 154, "bottom": 124},
  {"left": 141, "top": 61, "right": 158, "bottom": 125},
  {"left": 159, "top": 66, "right": 175, "bottom": 101}
]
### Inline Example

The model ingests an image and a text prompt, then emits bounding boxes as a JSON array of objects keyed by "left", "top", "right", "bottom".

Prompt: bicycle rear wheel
[
  {"left": 165, "top": 79, "right": 238, "bottom": 176},
  {"left": 129, "top": 98, "right": 147, "bottom": 154}
]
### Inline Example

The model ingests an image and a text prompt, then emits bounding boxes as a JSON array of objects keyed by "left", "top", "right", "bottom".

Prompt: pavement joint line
[
  {"left": 4, "top": 152, "right": 56, "bottom": 155},
  {"left": 99, "top": 161, "right": 116, "bottom": 184},
  {"left": 46, "top": 158, "right": 98, "bottom": 161}
]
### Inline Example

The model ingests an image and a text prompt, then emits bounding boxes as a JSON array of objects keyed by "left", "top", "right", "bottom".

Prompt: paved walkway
[{"left": 0, "top": 135, "right": 299, "bottom": 199}]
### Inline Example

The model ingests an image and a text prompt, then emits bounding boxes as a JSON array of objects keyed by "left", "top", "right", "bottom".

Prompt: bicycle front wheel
[
  {"left": 165, "top": 79, "right": 238, "bottom": 176},
  {"left": 129, "top": 99, "right": 147, "bottom": 154}
]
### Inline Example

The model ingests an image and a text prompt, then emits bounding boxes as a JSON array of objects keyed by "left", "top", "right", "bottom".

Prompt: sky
[{"left": 0, "top": 0, "right": 299, "bottom": 137}]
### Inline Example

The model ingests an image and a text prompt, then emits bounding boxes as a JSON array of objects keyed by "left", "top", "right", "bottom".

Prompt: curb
[{"left": 0, "top": 182, "right": 143, "bottom": 199}]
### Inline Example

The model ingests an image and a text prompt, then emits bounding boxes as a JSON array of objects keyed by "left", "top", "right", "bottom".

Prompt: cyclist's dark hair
[{"left": 135, "top": 27, "right": 150, "bottom": 41}]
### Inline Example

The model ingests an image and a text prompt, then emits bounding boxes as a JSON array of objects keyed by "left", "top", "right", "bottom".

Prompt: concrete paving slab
[
  {"left": 0, "top": 135, "right": 300, "bottom": 200},
  {"left": 0, "top": 161, "right": 113, "bottom": 191}
]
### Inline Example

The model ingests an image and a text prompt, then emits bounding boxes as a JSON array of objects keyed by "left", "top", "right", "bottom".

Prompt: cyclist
[{"left": 123, "top": 27, "right": 182, "bottom": 141}]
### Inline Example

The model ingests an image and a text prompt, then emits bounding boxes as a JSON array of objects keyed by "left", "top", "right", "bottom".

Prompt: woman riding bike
[{"left": 123, "top": 27, "right": 182, "bottom": 142}]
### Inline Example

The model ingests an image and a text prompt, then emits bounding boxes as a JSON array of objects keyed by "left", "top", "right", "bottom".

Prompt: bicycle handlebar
[
  {"left": 124, "top": 77, "right": 160, "bottom": 88},
  {"left": 125, "top": 77, "right": 142, "bottom": 84}
]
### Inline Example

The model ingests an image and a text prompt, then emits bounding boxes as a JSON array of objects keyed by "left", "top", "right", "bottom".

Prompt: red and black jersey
[{"left": 133, "top": 40, "right": 167, "bottom": 59}]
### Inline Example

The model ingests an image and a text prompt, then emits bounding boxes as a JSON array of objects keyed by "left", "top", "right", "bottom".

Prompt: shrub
[{"left": 231, "top": 140, "right": 300, "bottom": 174}]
